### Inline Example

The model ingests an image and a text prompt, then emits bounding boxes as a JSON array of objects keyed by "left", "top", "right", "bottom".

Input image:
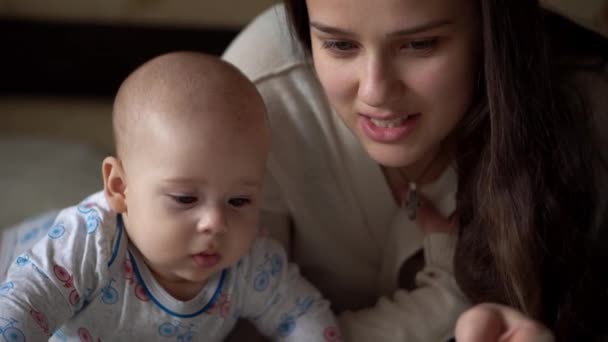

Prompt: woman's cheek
[{"left": 314, "top": 57, "right": 354, "bottom": 103}]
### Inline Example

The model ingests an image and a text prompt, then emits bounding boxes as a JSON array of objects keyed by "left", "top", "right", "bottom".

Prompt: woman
[{"left": 223, "top": 0, "right": 608, "bottom": 340}]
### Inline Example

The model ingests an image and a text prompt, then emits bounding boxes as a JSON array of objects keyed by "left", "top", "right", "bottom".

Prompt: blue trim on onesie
[
  {"left": 127, "top": 250, "right": 227, "bottom": 318},
  {"left": 108, "top": 214, "right": 124, "bottom": 267}
]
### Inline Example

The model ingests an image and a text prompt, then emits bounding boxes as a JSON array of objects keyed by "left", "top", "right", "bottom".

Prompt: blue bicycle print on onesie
[
  {"left": 253, "top": 253, "right": 283, "bottom": 292},
  {"left": 158, "top": 321, "right": 197, "bottom": 341},
  {"left": 14, "top": 256, "right": 29, "bottom": 268},
  {"left": 277, "top": 296, "right": 315, "bottom": 338},
  {"left": 19, "top": 227, "right": 40, "bottom": 246},
  {"left": 0, "top": 282, "right": 14, "bottom": 296},
  {"left": 77, "top": 204, "right": 101, "bottom": 234},
  {"left": 19, "top": 213, "right": 56, "bottom": 246},
  {"left": 0, "top": 317, "right": 25, "bottom": 342},
  {"left": 48, "top": 223, "right": 66, "bottom": 239},
  {"left": 100, "top": 278, "right": 119, "bottom": 305},
  {"left": 14, "top": 255, "right": 49, "bottom": 279}
]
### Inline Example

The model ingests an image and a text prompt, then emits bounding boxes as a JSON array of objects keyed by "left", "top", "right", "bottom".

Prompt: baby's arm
[
  {"left": 0, "top": 203, "right": 112, "bottom": 339},
  {"left": 0, "top": 255, "right": 72, "bottom": 339},
  {"left": 240, "top": 237, "right": 341, "bottom": 341}
]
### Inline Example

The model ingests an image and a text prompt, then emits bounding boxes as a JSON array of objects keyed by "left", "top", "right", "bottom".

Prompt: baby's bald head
[
  {"left": 112, "top": 51, "right": 268, "bottom": 162},
  {"left": 103, "top": 52, "right": 271, "bottom": 277}
]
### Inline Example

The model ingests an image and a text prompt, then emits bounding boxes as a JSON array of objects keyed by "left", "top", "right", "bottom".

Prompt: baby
[{"left": 0, "top": 52, "right": 340, "bottom": 341}]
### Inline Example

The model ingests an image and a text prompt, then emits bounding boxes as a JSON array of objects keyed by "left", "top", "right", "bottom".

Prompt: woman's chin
[{"left": 364, "top": 145, "right": 421, "bottom": 168}]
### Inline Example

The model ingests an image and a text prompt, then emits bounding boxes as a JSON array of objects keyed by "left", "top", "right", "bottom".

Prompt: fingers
[
  {"left": 508, "top": 325, "right": 555, "bottom": 342},
  {"left": 455, "top": 303, "right": 554, "bottom": 342},
  {"left": 455, "top": 304, "right": 505, "bottom": 342}
]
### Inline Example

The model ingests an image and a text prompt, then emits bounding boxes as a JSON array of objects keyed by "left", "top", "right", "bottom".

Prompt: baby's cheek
[
  {"left": 232, "top": 229, "right": 257, "bottom": 259},
  {"left": 143, "top": 226, "right": 187, "bottom": 256}
]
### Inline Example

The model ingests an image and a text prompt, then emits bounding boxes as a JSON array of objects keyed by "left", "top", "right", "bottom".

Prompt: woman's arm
[
  {"left": 421, "top": 202, "right": 554, "bottom": 342},
  {"left": 338, "top": 232, "right": 469, "bottom": 342}
]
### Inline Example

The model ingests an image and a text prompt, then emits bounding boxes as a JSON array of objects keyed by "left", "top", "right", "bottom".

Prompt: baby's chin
[{"left": 151, "top": 269, "right": 212, "bottom": 300}]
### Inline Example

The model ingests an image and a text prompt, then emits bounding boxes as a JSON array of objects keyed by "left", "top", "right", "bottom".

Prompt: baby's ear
[{"left": 102, "top": 156, "right": 128, "bottom": 213}]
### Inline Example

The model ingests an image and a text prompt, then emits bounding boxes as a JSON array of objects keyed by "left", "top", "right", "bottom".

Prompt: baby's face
[{"left": 121, "top": 114, "right": 268, "bottom": 290}]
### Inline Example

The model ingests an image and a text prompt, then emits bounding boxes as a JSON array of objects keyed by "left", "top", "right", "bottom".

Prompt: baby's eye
[
  {"left": 228, "top": 197, "right": 251, "bottom": 208},
  {"left": 170, "top": 195, "right": 198, "bottom": 205}
]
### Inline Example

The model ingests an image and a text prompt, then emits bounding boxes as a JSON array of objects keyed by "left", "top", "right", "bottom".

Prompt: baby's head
[{"left": 102, "top": 51, "right": 270, "bottom": 298}]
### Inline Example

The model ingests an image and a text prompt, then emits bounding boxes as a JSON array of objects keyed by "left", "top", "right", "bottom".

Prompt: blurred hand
[
  {"left": 455, "top": 303, "right": 554, "bottom": 342},
  {"left": 415, "top": 194, "right": 457, "bottom": 234},
  {"left": 415, "top": 200, "right": 553, "bottom": 342}
]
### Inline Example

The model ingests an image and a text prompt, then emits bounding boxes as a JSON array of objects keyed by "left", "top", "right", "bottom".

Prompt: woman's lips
[
  {"left": 192, "top": 252, "right": 221, "bottom": 268},
  {"left": 359, "top": 113, "right": 421, "bottom": 143}
]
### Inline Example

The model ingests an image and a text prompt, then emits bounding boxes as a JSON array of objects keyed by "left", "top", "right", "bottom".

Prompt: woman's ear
[{"left": 102, "top": 156, "right": 128, "bottom": 213}]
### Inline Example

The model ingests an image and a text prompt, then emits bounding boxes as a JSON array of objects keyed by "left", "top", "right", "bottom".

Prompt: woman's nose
[
  {"left": 357, "top": 55, "right": 402, "bottom": 107},
  {"left": 197, "top": 206, "right": 227, "bottom": 235}
]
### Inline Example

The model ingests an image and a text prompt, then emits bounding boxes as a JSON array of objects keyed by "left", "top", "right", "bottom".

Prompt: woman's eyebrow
[
  {"left": 309, "top": 21, "right": 355, "bottom": 36},
  {"left": 387, "top": 19, "right": 453, "bottom": 36},
  {"left": 310, "top": 19, "right": 453, "bottom": 37}
]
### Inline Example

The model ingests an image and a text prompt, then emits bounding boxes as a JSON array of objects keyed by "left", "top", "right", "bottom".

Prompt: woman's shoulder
[
  {"left": 222, "top": 3, "right": 309, "bottom": 83},
  {"left": 223, "top": 5, "right": 338, "bottom": 147}
]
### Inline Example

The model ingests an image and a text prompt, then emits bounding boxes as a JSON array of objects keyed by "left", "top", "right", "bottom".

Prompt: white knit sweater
[{"left": 223, "top": 5, "right": 470, "bottom": 341}]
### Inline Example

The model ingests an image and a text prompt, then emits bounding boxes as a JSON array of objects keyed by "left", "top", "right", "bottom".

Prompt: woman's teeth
[{"left": 370, "top": 116, "right": 408, "bottom": 128}]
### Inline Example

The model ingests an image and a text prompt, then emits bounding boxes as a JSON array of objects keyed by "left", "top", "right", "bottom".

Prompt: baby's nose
[{"left": 197, "top": 207, "right": 227, "bottom": 235}]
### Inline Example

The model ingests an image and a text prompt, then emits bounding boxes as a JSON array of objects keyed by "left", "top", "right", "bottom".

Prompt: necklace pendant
[{"left": 406, "top": 182, "right": 418, "bottom": 220}]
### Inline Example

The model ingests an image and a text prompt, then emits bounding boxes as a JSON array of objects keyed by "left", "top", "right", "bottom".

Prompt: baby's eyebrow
[
  {"left": 159, "top": 178, "right": 261, "bottom": 188},
  {"left": 237, "top": 180, "right": 262, "bottom": 188},
  {"left": 160, "top": 177, "right": 199, "bottom": 185}
]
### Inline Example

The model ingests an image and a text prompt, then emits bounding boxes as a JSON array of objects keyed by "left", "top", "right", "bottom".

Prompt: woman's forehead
[
  {"left": 306, "top": 0, "right": 475, "bottom": 31},
  {"left": 306, "top": 0, "right": 477, "bottom": 40}
]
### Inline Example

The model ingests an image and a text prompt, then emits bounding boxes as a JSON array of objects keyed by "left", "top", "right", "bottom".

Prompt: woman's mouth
[
  {"left": 369, "top": 114, "right": 415, "bottom": 127},
  {"left": 359, "top": 113, "right": 421, "bottom": 142}
]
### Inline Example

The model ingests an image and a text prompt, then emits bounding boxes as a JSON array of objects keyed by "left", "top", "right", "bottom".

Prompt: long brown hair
[{"left": 284, "top": 0, "right": 606, "bottom": 339}]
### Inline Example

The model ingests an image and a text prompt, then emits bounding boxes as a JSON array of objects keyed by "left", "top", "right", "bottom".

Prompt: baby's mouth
[{"left": 192, "top": 251, "right": 221, "bottom": 268}]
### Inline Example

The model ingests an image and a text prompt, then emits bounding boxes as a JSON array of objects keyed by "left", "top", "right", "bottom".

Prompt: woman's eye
[
  {"left": 322, "top": 40, "right": 357, "bottom": 52},
  {"left": 171, "top": 195, "right": 198, "bottom": 205},
  {"left": 228, "top": 198, "right": 251, "bottom": 208},
  {"left": 404, "top": 39, "right": 438, "bottom": 51}
]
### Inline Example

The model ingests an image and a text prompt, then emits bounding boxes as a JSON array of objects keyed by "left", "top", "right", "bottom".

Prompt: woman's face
[{"left": 307, "top": 0, "right": 480, "bottom": 168}]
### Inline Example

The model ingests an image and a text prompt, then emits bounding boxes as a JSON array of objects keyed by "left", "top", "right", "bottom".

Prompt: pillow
[{"left": 0, "top": 136, "right": 105, "bottom": 228}]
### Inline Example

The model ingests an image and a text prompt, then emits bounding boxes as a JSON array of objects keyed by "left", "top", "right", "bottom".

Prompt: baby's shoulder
[
  {"left": 234, "top": 236, "right": 287, "bottom": 280},
  {"left": 51, "top": 191, "right": 119, "bottom": 243}
]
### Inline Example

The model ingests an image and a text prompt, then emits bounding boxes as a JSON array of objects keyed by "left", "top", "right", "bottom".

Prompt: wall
[
  {"left": 0, "top": 0, "right": 605, "bottom": 36},
  {"left": 541, "top": 0, "right": 608, "bottom": 37},
  {"left": 0, "top": 0, "right": 279, "bottom": 28}
]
